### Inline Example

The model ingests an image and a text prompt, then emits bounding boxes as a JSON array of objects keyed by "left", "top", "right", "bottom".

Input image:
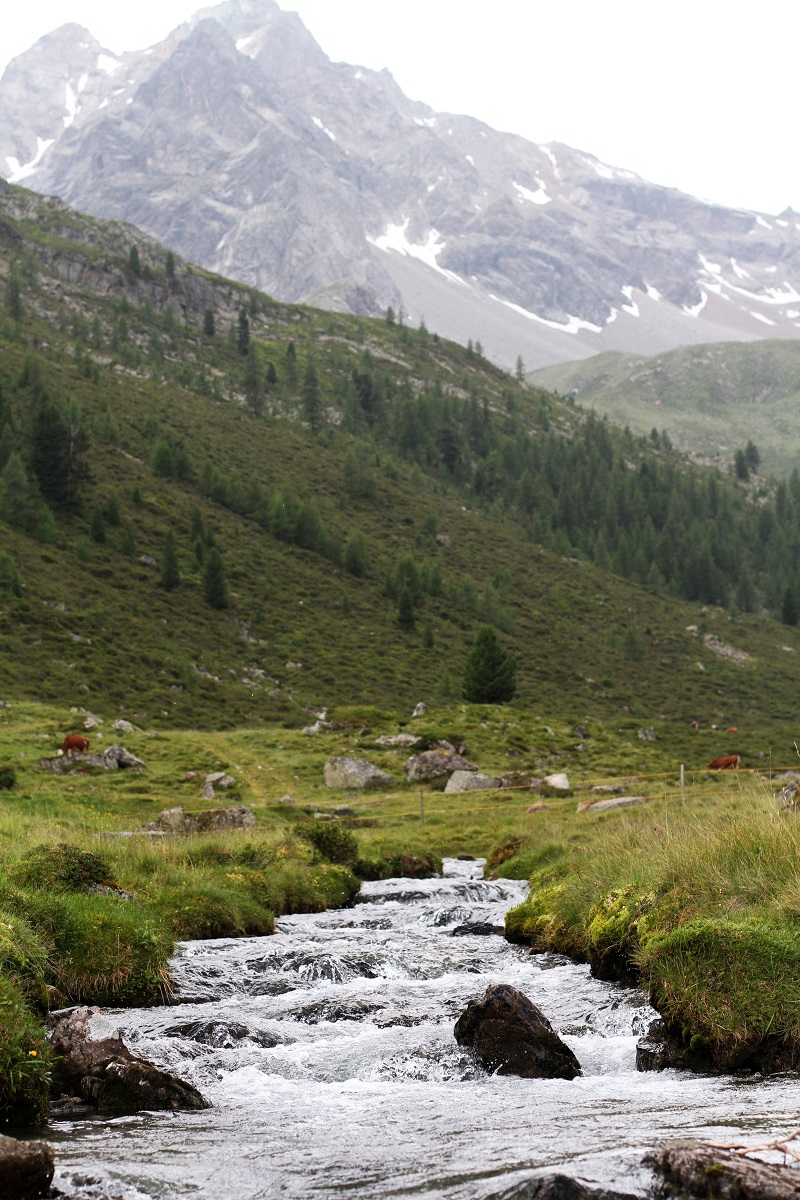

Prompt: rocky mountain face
[{"left": 3, "top": 0, "right": 800, "bottom": 369}]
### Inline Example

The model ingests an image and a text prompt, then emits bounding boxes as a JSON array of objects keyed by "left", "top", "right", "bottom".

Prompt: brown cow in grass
[
  {"left": 61, "top": 734, "right": 90, "bottom": 755},
  {"left": 707, "top": 754, "right": 740, "bottom": 770}
]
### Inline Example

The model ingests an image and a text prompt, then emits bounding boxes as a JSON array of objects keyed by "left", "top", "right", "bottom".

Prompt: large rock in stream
[
  {"left": 649, "top": 1144, "right": 800, "bottom": 1200},
  {"left": 49, "top": 1007, "right": 210, "bottom": 1115},
  {"left": 0, "top": 1134, "right": 54, "bottom": 1200},
  {"left": 454, "top": 983, "right": 581, "bottom": 1079},
  {"left": 489, "top": 1175, "right": 638, "bottom": 1200}
]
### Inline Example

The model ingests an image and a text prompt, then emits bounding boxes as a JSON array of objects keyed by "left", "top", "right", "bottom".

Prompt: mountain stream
[{"left": 49, "top": 859, "right": 800, "bottom": 1199}]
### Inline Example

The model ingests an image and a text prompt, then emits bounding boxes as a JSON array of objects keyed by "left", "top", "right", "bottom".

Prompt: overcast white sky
[{"left": 2, "top": 1, "right": 797, "bottom": 216}]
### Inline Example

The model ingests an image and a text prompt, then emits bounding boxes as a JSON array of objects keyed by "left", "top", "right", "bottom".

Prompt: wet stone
[
  {"left": 490, "top": 1175, "right": 640, "bottom": 1200},
  {"left": 163, "top": 1020, "right": 285, "bottom": 1049},
  {"left": 451, "top": 922, "right": 506, "bottom": 936}
]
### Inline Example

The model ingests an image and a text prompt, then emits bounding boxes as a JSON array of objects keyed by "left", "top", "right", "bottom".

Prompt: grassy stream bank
[{"left": 1, "top": 698, "right": 797, "bottom": 1125}]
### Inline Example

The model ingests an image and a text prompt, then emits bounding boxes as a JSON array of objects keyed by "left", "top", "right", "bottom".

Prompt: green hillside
[
  {"left": 1, "top": 180, "right": 799, "bottom": 754},
  {"left": 529, "top": 340, "right": 800, "bottom": 479}
]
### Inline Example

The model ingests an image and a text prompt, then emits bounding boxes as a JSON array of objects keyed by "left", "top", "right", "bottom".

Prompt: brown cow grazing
[
  {"left": 61, "top": 734, "right": 90, "bottom": 755},
  {"left": 707, "top": 754, "right": 740, "bottom": 771},
  {"left": 726, "top": 727, "right": 738, "bottom": 734}
]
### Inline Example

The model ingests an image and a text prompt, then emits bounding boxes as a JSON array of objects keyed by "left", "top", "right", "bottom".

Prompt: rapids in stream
[{"left": 49, "top": 859, "right": 800, "bottom": 1200}]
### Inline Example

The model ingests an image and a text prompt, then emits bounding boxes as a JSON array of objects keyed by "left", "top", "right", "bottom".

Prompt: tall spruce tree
[
  {"left": 462, "top": 625, "right": 516, "bottom": 704},
  {"left": 302, "top": 361, "right": 322, "bottom": 432},
  {"left": 161, "top": 529, "right": 181, "bottom": 591},
  {"left": 29, "top": 394, "right": 88, "bottom": 511},
  {"left": 203, "top": 547, "right": 229, "bottom": 609}
]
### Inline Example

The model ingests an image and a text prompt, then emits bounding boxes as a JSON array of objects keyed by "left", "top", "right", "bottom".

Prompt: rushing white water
[{"left": 49, "top": 860, "right": 800, "bottom": 1199}]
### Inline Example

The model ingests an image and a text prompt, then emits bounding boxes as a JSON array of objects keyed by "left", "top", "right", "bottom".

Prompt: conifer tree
[
  {"left": 6, "top": 272, "right": 22, "bottom": 322},
  {"left": 128, "top": 245, "right": 141, "bottom": 276},
  {"left": 302, "top": 360, "right": 322, "bottom": 432},
  {"left": 462, "top": 625, "right": 516, "bottom": 704},
  {"left": 203, "top": 308, "right": 215, "bottom": 336},
  {"left": 237, "top": 308, "right": 250, "bottom": 356},
  {"left": 29, "top": 394, "right": 88, "bottom": 512},
  {"left": 396, "top": 586, "right": 415, "bottom": 630},
  {"left": 161, "top": 529, "right": 180, "bottom": 591},
  {"left": 203, "top": 547, "right": 229, "bottom": 609}
]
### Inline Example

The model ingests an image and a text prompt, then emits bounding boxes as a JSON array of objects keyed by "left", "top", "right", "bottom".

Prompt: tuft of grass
[
  {"left": 0, "top": 974, "right": 51, "bottom": 1127},
  {"left": 503, "top": 782, "right": 800, "bottom": 1064},
  {"left": 11, "top": 842, "right": 114, "bottom": 892}
]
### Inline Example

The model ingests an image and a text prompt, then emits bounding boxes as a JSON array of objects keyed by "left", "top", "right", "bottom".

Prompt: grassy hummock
[{"left": 502, "top": 783, "right": 800, "bottom": 1067}]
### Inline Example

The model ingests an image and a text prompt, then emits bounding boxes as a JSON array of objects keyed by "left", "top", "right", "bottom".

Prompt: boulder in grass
[
  {"left": 323, "top": 757, "right": 392, "bottom": 789},
  {"left": 577, "top": 795, "right": 649, "bottom": 815},
  {"left": 444, "top": 771, "right": 502, "bottom": 793},
  {"left": 0, "top": 1134, "right": 54, "bottom": 1200},
  {"left": 49, "top": 1007, "right": 210, "bottom": 1115},
  {"left": 145, "top": 805, "right": 255, "bottom": 833},
  {"left": 454, "top": 983, "right": 580, "bottom": 1079},
  {"left": 543, "top": 773, "right": 570, "bottom": 791},
  {"left": 404, "top": 749, "right": 478, "bottom": 783},
  {"left": 501, "top": 772, "right": 543, "bottom": 790}
]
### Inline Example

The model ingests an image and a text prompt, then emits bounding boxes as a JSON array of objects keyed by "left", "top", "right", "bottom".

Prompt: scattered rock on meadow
[
  {"left": 146, "top": 805, "right": 255, "bottom": 833},
  {"left": 445, "top": 771, "right": 502, "bottom": 793},
  {"left": 39, "top": 743, "right": 145, "bottom": 773},
  {"left": 454, "top": 983, "right": 580, "bottom": 1079},
  {"left": 111, "top": 719, "right": 139, "bottom": 733},
  {"left": 49, "top": 1007, "right": 210, "bottom": 1115},
  {"left": 375, "top": 733, "right": 420, "bottom": 747},
  {"left": 501, "top": 772, "right": 543, "bottom": 790},
  {"left": 102, "top": 744, "right": 146, "bottom": 770},
  {"left": 647, "top": 1143, "right": 800, "bottom": 1200},
  {"left": 577, "top": 795, "right": 649, "bottom": 814},
  {"left": 638, "top": 727, "right": 657, "bottom": 741},
  {"left": 405, "top": 747, "right": 478, "bottom": 783},
  {"left": 323, "top": 757, "right": 392, "bottom": 789},
  {"left": 543, "top": 773, "right": 570, "bottom": 791},
  {"left": 778, "top": 780, "right": 800, "bottom": 810},
  {"left": 527, "top": 802, "right": 549, "bottom": 813}
]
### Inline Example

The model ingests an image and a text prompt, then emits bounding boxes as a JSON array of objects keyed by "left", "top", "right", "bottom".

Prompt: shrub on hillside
[
  {"left": 299, "top": 822, "right": 358, "bottom": 866},
  {"left": 0, "top": 765, "right": 16, "bottom": 790}
]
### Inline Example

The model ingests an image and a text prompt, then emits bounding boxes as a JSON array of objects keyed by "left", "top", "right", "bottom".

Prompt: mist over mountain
[{"left": 2, "top": 0, "right": 800, "bottom": 369}]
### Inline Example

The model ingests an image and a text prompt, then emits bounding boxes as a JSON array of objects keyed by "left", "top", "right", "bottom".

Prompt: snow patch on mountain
[
  {"left": 64, "top": 83, "right": 79, "bottom": 129},
  {"left": 699, "top": 253, "right": 800, "bottom": 306},
  {"left": 312, "top": 116, "right": 336, "bottom": 141},
  {"left": 97, "top": 54, "right": 122, "bottom": 75},
  {"left": 514, "top": 180, "right": 551, "bottom": 205},
  {"left": 6, "top": 136, "right": 55, "bottom": 183},
  {"left": 490, "top": 293, "right": 602, "bottom": 335},
  {"left": 683, "top": 290, "right": 708, "bottom": 317},
  {"left": 621, "top": 286, "right": 639, "bottom": 317},
  {"left": 368, "top": 220, "right": 465, "bottom": 285}
]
